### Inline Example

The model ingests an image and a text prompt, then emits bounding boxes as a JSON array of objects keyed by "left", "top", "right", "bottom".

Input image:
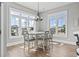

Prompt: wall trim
[
  {"left": 7, "top": 40, "right": 24, "bottom": 47},
  {"left": 7, "top": 38, "right": 76, "bottom": 47},
  {"left": 53, "top": 39, "right": 76, "bottom": 45}
]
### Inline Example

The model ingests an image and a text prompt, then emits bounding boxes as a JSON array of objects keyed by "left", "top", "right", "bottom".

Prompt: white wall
[{"left": 40, "top": 3, "right": 79, "bottom": 45}]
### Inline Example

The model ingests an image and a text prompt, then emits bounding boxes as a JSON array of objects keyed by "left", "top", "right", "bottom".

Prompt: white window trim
[
  {"left": 9, "top": 7, "right": 36, "bottom": 39},
  {"left": 9, "top": 13, "right": 22, "bottom": 38},
  {"left": 48, "top": 10, "right": 68, "bottom": 38}
]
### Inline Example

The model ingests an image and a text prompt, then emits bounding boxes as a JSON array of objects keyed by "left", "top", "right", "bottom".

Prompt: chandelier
[{"left": 35, "top": 2, "right": 43, "bottom": 21}]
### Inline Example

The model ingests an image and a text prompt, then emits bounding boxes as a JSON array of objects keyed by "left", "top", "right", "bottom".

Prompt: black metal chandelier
[{"left": 35, "top": 2, "right": 43, "bottom": 21}]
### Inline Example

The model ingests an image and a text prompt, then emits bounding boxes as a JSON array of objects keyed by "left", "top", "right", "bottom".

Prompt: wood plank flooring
[{"left": 7, "top": 41, "right": 77, "bottom": 57}]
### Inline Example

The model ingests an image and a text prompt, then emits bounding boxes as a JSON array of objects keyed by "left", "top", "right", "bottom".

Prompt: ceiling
[{"left": 17, "top": 2, "right": 72, "bottom": 13}]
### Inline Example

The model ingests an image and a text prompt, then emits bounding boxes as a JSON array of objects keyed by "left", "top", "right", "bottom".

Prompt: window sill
[
  {"left": 9, "top": 36, "right": 23, "bottom": 39},
  {"left": 53, "top": 34, "right": 67, "bottom": 38}
]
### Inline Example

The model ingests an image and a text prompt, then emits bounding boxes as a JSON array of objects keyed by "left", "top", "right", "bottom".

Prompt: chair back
[
  {"left": 50, "top": 28, "right": 55, "bottom": 34},
  {"left": 22, "top": 28, "right": 28, "bottom": 34},
  {"left": 45, "top": 31, "right": 50, "bottom": 39},
  {"left": 22, "top": 28, "right": 29, "bottom": 41}
]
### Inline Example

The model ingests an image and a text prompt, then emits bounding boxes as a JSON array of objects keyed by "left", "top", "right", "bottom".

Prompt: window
[
  {"left": 21, "top": 18, "right": 28, "bottom": 28},
  {"left": 49, "top": 11, "right": 67, "bottom": 37},
  {"left": 11, "top": 15, "right": 20, "bottom": 36},
  {"left": 58, "top": 17, "right": 65, "bottom": 34},
  {"left": 29, "top": 18, "right": 34, "bottom": 27},
  {"left": 9, "top": 8, "right": 36, "bottom": 37},
  {"left": 50, "top": 17, "right": 56, "bottom": 34},
  {"left": 28, "top": 17, "right": 35, "bottom": 31}
]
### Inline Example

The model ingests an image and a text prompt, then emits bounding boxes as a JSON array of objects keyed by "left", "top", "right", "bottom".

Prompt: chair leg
[
  {"left": 28, "top": 42, "right": 30, "bottom": 53},
  {"left": 24, "top": 41, "right": 26, "bottom": 54},
  {"left": 31, "top": 42, "right": 33, "bottom": 48},
  {"left": 43, "top": 39, "right": 45, "bottom": 51}
]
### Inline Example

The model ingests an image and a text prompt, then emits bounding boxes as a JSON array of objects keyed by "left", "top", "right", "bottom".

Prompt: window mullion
[
  {"left": 19, "top": 13, "right": 22, "bottom": 37},
  {"left": 55, "top": 16, "right": 58, "bottom": 35},
  {"left": 28, "top": 16, "right": 29, "bottom": 31}
]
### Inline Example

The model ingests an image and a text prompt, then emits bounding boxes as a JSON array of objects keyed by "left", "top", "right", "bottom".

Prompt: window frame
[
  {"left": 9, "top": 8, "right": 36, "bottom": 38},
  {"left": 48, "top": 10, "right": 67, "bottom": 37},
  {"left": 9, "top": 12, "right": 22, "bottom": 38}
]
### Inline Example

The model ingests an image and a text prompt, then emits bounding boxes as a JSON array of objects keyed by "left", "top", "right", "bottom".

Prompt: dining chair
[
  {"left": 36, "top": 34, "right": 44, "bottom": 49},
  {"left": 42, "top": 31, "right": 50, "bottom": 51},
  {"left": 22, "top": 28, "right": 35, "bottom": 52},
  {"left": 43, "top": 31, "right": 53, "bottom": 51},
  {"left": 49, "top": 30, "right": 53, "bottom": 47}
]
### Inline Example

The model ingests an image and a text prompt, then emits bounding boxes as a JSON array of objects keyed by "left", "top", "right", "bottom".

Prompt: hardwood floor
[{"left": 7, "top": 41, "right": 77, "bottom": 57}]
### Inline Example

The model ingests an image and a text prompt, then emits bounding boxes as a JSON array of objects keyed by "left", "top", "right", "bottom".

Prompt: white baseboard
[
  {"left": 7, "top": 40, "right": 24, "bottom": 47},
  {"left": 53, "top": 39, "right": 76, "bottom": 45},
  {"left": 7, "top": 38, "right": 76, "bottom": 47}
]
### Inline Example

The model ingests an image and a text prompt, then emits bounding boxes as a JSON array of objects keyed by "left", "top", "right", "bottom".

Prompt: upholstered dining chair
[
  {"left": 22, "top": 28, "right": 35, "bottom": 52},
  {"left": 43, "top": 31, "right": 50, "bottom": 51},
  {"left": 43, "top": 31, "right": 53, "bottom": 51},
  {"left": 36, "top": 34, "right": 45, "bottom": 50},
  {"left": 49, "top": 30, "right": 54, "bottom": 47}
]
